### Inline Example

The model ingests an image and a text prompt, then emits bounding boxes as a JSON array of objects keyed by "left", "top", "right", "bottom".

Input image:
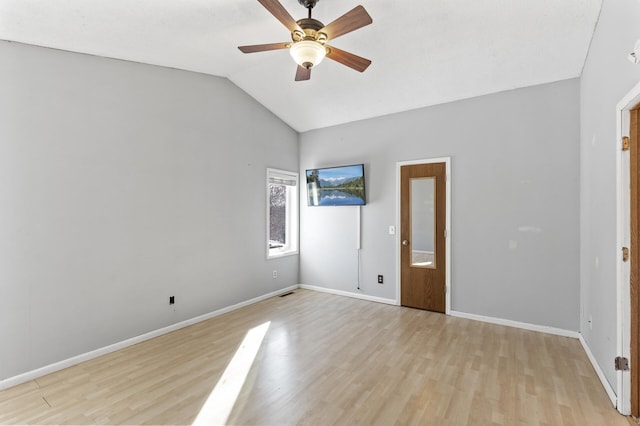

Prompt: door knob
[{"left": 402, "top": 239, "right": 409, "bottom": 246}]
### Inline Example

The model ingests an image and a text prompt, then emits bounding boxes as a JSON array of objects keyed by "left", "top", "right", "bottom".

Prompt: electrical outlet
[
  {"left": 272, "top": 270, "right": 278, "bottom": 279},
  {"left": 169, "top": 296, "right": 175, "bottom": 305},
  {"left": 378, "top": 275, "right": 383, "bottom": 284}
]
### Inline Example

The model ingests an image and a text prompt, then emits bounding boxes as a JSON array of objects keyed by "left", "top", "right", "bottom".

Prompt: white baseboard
[
  {"left": 578, "top": 334, "right": 617, "bottom": 407},
  {"left": 449, "top": 310, "right": 580, "bottom": 339},
  {"left": 298, "top": 284, "right": 397, "bottom": 306},
  {"left": 0, "top": 285, "right": 298, "bottom": 392}
]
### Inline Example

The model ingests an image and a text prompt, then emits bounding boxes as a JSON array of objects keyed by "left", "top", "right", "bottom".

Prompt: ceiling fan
[{"left": 238, "top": 0, "right": 372, "bottom": 81}]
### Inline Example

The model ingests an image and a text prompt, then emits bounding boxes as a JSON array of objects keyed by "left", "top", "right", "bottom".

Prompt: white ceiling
[{"left": 0, "top": 0, "right": 602, "bottom": 132}]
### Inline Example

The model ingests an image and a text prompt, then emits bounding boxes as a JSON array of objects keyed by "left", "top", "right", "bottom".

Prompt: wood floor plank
[{"left": 0, "top": 289, "right": 630, "bottom": 425}]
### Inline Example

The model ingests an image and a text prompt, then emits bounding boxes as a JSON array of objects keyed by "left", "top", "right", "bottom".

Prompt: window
[{"left": 267, "top": 168, "right": 298, "bottom": 258}]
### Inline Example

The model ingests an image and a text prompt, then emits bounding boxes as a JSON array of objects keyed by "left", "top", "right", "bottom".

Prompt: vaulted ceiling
[{"left": 0, "top": 0, "right": 602, "bottom": 132}]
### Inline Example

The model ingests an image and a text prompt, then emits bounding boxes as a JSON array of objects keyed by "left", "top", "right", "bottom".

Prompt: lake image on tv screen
[{"left": 306, "top": 165, "right": 365, "bottom": 206}]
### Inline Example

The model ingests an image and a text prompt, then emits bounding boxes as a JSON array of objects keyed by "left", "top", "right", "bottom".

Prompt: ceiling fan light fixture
[{"left": 290, "top": 40, "right": 326, "bottom": 69}]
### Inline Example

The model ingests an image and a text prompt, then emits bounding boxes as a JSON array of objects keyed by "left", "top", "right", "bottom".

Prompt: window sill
[{"left": 267, "top": 250, "right": 299, "bottom": 260}]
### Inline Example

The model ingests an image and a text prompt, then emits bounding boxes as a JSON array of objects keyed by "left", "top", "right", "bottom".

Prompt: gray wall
[
  {"left": 300, "top": 79, "right": 580, "bottom": 331},
  {"left": 0, "top": 41, "right": 299, "bottom": 380},
  {"left": 580, "top": 0, "right": 640, "bottom": 390}
]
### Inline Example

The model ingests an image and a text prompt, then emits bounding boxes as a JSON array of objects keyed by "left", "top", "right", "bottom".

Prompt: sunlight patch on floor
[{"left": 192, "top": 321, "right": 271, "bottom": 426}]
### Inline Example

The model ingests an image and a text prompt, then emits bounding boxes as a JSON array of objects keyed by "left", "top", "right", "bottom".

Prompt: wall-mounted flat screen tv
[{"left": 306, "top": 164, "right": 366, "bottom": 206}]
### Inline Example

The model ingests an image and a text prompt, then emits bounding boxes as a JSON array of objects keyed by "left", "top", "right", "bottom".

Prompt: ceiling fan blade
[
  {"left": 326, "top": 46, "right": 371, "bottom": 72},
  {"left": 295, "top": 65, "right": 311, "bottom": 81},
  {"left": 319, "top": 5, "right": 372, "bottom": 41},
  {"left": 258, "top": 0, "right": 302, "bottom": 32},
  {"left": 238, "top": 42, "right": 290, "bottom": 53}
]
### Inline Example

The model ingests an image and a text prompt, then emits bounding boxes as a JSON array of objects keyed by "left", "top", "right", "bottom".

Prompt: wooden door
[{"left": 400, "top": 162, "right": 446, "bottom": 312}]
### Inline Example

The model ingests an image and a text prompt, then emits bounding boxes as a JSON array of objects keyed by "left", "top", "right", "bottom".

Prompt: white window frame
[{"left": 266, "top": 168, "right": 299, "bottom": 259}]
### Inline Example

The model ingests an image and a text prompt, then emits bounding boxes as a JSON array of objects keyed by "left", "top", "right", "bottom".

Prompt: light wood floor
[{"left": 0, "top": 289, "right": 630, "bottom": 425}]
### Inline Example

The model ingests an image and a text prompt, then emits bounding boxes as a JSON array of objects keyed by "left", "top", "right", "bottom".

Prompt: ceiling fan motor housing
[
  {"left": 298, "top": 0, "right": 319, "bottom": 9},
  {"left": 292, "top": 18, "right": 327, "bottom": 43}
]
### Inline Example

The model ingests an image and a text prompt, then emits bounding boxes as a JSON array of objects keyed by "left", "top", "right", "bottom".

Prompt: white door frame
[
  {"left": 395, "top": 157, "right": 452, "bottom": 313},
  {"left": 616, "top": 81, "right": 640, "bottom": 415}
]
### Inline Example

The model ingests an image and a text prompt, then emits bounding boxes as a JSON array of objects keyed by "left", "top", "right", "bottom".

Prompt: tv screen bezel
[{"left": 305, "top": 163, "right": 366, "bottom": 207}]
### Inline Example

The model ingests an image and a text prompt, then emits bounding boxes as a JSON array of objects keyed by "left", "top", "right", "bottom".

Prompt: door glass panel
[{"left": 410, "top": 177, "right": 435, "bottom": 268}]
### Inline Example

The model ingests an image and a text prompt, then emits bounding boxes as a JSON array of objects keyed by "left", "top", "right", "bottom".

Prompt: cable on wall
[{"left": 356, "top": 205, "right": 361, "bottom": 290}]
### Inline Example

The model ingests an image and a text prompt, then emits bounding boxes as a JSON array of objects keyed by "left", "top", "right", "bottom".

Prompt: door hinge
[
  {"left": 623, "top": 247, "right": 630, "bottom": 262},
  {"left": 444, "top": 229, "right": 448, "bottom": 238},
  {"left": 623, "top": 136, "right": 630, "bottom": 151},
  {"left": 615, "top": 356, "right": 629, "bottom": 371}
]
